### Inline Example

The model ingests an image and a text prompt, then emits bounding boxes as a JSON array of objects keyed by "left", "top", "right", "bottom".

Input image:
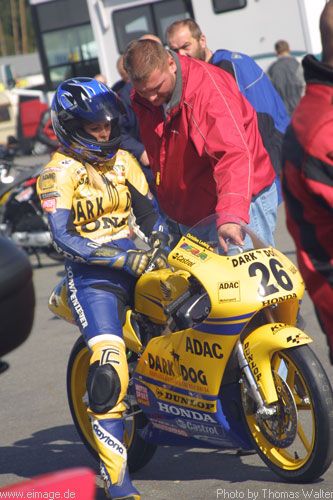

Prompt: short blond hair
[{"left": 123, "top": 39, "right": 170, "bottom": 82}]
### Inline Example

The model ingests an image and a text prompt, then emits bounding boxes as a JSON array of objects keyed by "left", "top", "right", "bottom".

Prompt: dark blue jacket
[
  {"left": 212, "top": 49, "right": 290, "bottom": 175},
  {"left": 118, "top": 82, "right": 145, "bottom": 162}
]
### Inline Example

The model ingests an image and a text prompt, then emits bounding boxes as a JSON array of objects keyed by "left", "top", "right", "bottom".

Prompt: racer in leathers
[{"left": 37, "top": 77, "right": 169, "bottom": 500}]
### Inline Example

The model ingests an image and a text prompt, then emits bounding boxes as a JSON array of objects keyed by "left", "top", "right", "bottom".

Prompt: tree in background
[
  {"left": 0, "top": 0, "right": 35, "bottom": 56},
  {"left": 0, "top": 14, "right": 7, "bottom": 56},
  {"left": 10, "top": 0, "right": 20, "bottom": 54},
  {"left": 19, "top": 0, "right": 28, "bottom": 54}
]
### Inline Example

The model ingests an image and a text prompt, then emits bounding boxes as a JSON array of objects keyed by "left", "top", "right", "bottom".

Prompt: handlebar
[{"left": 164, "top": 288, "right": 193, "bottom": 316}]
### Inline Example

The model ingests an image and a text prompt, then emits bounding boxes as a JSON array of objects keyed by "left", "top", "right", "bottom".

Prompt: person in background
[
  {"left": 282, "top": 1, "right": 333, "bottom": 365},
  {"left": 37, "top": 77, "right": 169, "bottom": 500},
  {"left": 165, "top": 19, "right": 290, "bottom": 181},
  {"left": 111, "top": 56, "right": 130, "bottom": 93},
  {"left": 267, "top": 40, "right": 305, "bottom": 116},
  {"left": 123, "top": 39, "right": 278, "bottom": 253},
  {"left": 94, "top": 73, "right": 107, "bottom": 85}
]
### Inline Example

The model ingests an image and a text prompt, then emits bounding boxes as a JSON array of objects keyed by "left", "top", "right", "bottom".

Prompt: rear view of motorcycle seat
[{"left": 0, "top": 236, "right": 35, "bottom": 359}]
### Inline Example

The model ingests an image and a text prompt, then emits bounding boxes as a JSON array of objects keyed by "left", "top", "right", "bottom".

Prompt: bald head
[
  {"left": 320, "top": 0, "right": 333, "bottom": 66},
  {"left": 94, "top": 74, "right": 107, "bottom": 84},
  {"left": 116, "top": 55, "right": 129, "bottom": 82}
]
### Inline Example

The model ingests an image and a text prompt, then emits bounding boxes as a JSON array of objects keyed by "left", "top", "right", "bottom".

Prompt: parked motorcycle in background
[{"left": 0, "top": 152, "right": 62, "bottom": 266}]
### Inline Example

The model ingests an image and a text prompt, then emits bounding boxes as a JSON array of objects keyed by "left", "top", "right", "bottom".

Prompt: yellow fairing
[
  {"left": 135, "top": 268, "right": 191, "bottom": 323},
  {"left": 123, "top": 309, "right": 142, "bottom": 353},
  {"left": 168, "top": 242, "right": 304, "bottom": 316},
  {"left": 136, "top": 329, "right": 236, "bottom": 396},
  {"left": 49, "top": 278, "right": 76, "bottom": 325},
  {"left": 243, "top": 324, "right": 312, "bottom": 404},
  {"left": 168, "top": 239, "right": 305, "bottom": 325},
  {"left": 0, "top": 190, "right": 12, "bottom": 206}
]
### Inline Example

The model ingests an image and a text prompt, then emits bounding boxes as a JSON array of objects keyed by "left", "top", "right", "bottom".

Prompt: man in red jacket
[
  {"left": 123, "top": 39, "right": 277, "bottom": 252},
  {"left": 282, "top": 0, "right": 333, "bottom": 365}
]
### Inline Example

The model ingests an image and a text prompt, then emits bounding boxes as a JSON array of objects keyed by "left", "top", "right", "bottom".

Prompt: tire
[
  {"left": 45, "top": 247, "right": 65, "bottom": 262},
  {"left": 240, "top": 344, "right": 333, "bottom": 482},
  {"left": 66, "top": 336, "right": 157, "bottom": 472}
]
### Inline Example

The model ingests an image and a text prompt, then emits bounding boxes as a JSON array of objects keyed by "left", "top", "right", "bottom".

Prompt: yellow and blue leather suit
[{"left": 37, "top": 148, "right": 167, "bottom": 342}]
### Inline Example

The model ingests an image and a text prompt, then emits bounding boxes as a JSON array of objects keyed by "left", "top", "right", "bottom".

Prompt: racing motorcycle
[
  {"left": 49, "top": 214, "right": 333, "bottom": 484},
  {"left": 0, "top": 159, "right": 62, "bottom": 266}
]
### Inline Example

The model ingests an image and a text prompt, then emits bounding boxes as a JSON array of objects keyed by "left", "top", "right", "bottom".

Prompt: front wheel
[
  {"left": 66, "top": 336, "right": 157, "bottom": 472},
  {"left": 241, "top": 344, "right": 333, "bottom": 482}
]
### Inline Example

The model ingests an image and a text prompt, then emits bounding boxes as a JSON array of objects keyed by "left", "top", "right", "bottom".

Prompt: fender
[{"left": 242, "top": 323, "right": 312, "bottom": 405}]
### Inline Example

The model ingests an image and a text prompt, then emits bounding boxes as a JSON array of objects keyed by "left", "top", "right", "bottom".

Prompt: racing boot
[
  {"left": 86, "top": 337, "right": 140, "bottom": 499},
  {"left": 94, "top": 417, "right": 140, "bottom": 500}
]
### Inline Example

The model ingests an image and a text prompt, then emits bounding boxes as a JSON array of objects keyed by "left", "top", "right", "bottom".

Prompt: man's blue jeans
[
  {"left": 248, "top": 180, "right": 278, "bottom": 247},
  {"left": 174, "top": 181, "right": 278, "bottom": 253}
]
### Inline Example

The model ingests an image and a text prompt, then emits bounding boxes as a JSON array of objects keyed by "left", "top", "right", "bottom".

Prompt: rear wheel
[
  {"left": 241, "top": 344, "right": 333, "bottom": 482},
  {"left": 45, "top": 248, "right": 65, "bottom": 262},
  {"left": 66, "top": 336, "right": 156, "bottom": 472}
]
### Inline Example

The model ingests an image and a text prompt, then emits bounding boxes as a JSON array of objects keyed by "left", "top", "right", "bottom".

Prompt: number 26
[{"left": 248, "top": 258, "right": 293, "bottom": 297}]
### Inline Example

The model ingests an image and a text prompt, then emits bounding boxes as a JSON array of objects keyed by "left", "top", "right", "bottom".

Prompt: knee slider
[{"left": 86, "top": 361, "right": 121, "bottom": 414}]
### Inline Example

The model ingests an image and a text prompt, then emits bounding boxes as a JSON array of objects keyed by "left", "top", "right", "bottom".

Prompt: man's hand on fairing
[{"left": 218, "top": 223, "right": 244, "bottom": 253}]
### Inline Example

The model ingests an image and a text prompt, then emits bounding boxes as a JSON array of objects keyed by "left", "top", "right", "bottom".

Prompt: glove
[
  {"left": 89, "top": 245, "right": 150, "bottom": 277},
  {"left": 147, "top": 246, "right": 169, "bottom": 271},
  {"left": 147, "top": 231, "right": 170, "bottom": 271},
  {"left": 125, "top": 249, "right": 151, "bottom": 276},
  {"left": 149, "top": 231, "right": 170, "bottom": 251}
]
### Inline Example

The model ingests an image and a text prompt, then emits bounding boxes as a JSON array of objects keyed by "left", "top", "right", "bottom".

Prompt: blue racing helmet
[{"left": 51, "top": 77, "right": 124, "bottom": 163}]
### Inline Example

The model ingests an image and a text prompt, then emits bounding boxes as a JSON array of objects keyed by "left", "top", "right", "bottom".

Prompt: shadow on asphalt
[
  {"left": 0, "top": 425, "right": 98, "bottom": 479},
  {"left": 0, "top": 423, "right": 296, "bottom": 487}
]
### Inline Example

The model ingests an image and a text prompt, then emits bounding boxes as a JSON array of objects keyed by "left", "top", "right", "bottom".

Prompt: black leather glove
[
  {"left": 89, "top": 245, "right": 150, "bottom": 277},
  {"left": 147, "top": 246, "right": 169, "bottom": 271},
  {"left": 147, "top": 231, "right": 170, "bottom": 271},
  {"left": 149, "top": 231, "right": 170, "bottom": 250}
]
